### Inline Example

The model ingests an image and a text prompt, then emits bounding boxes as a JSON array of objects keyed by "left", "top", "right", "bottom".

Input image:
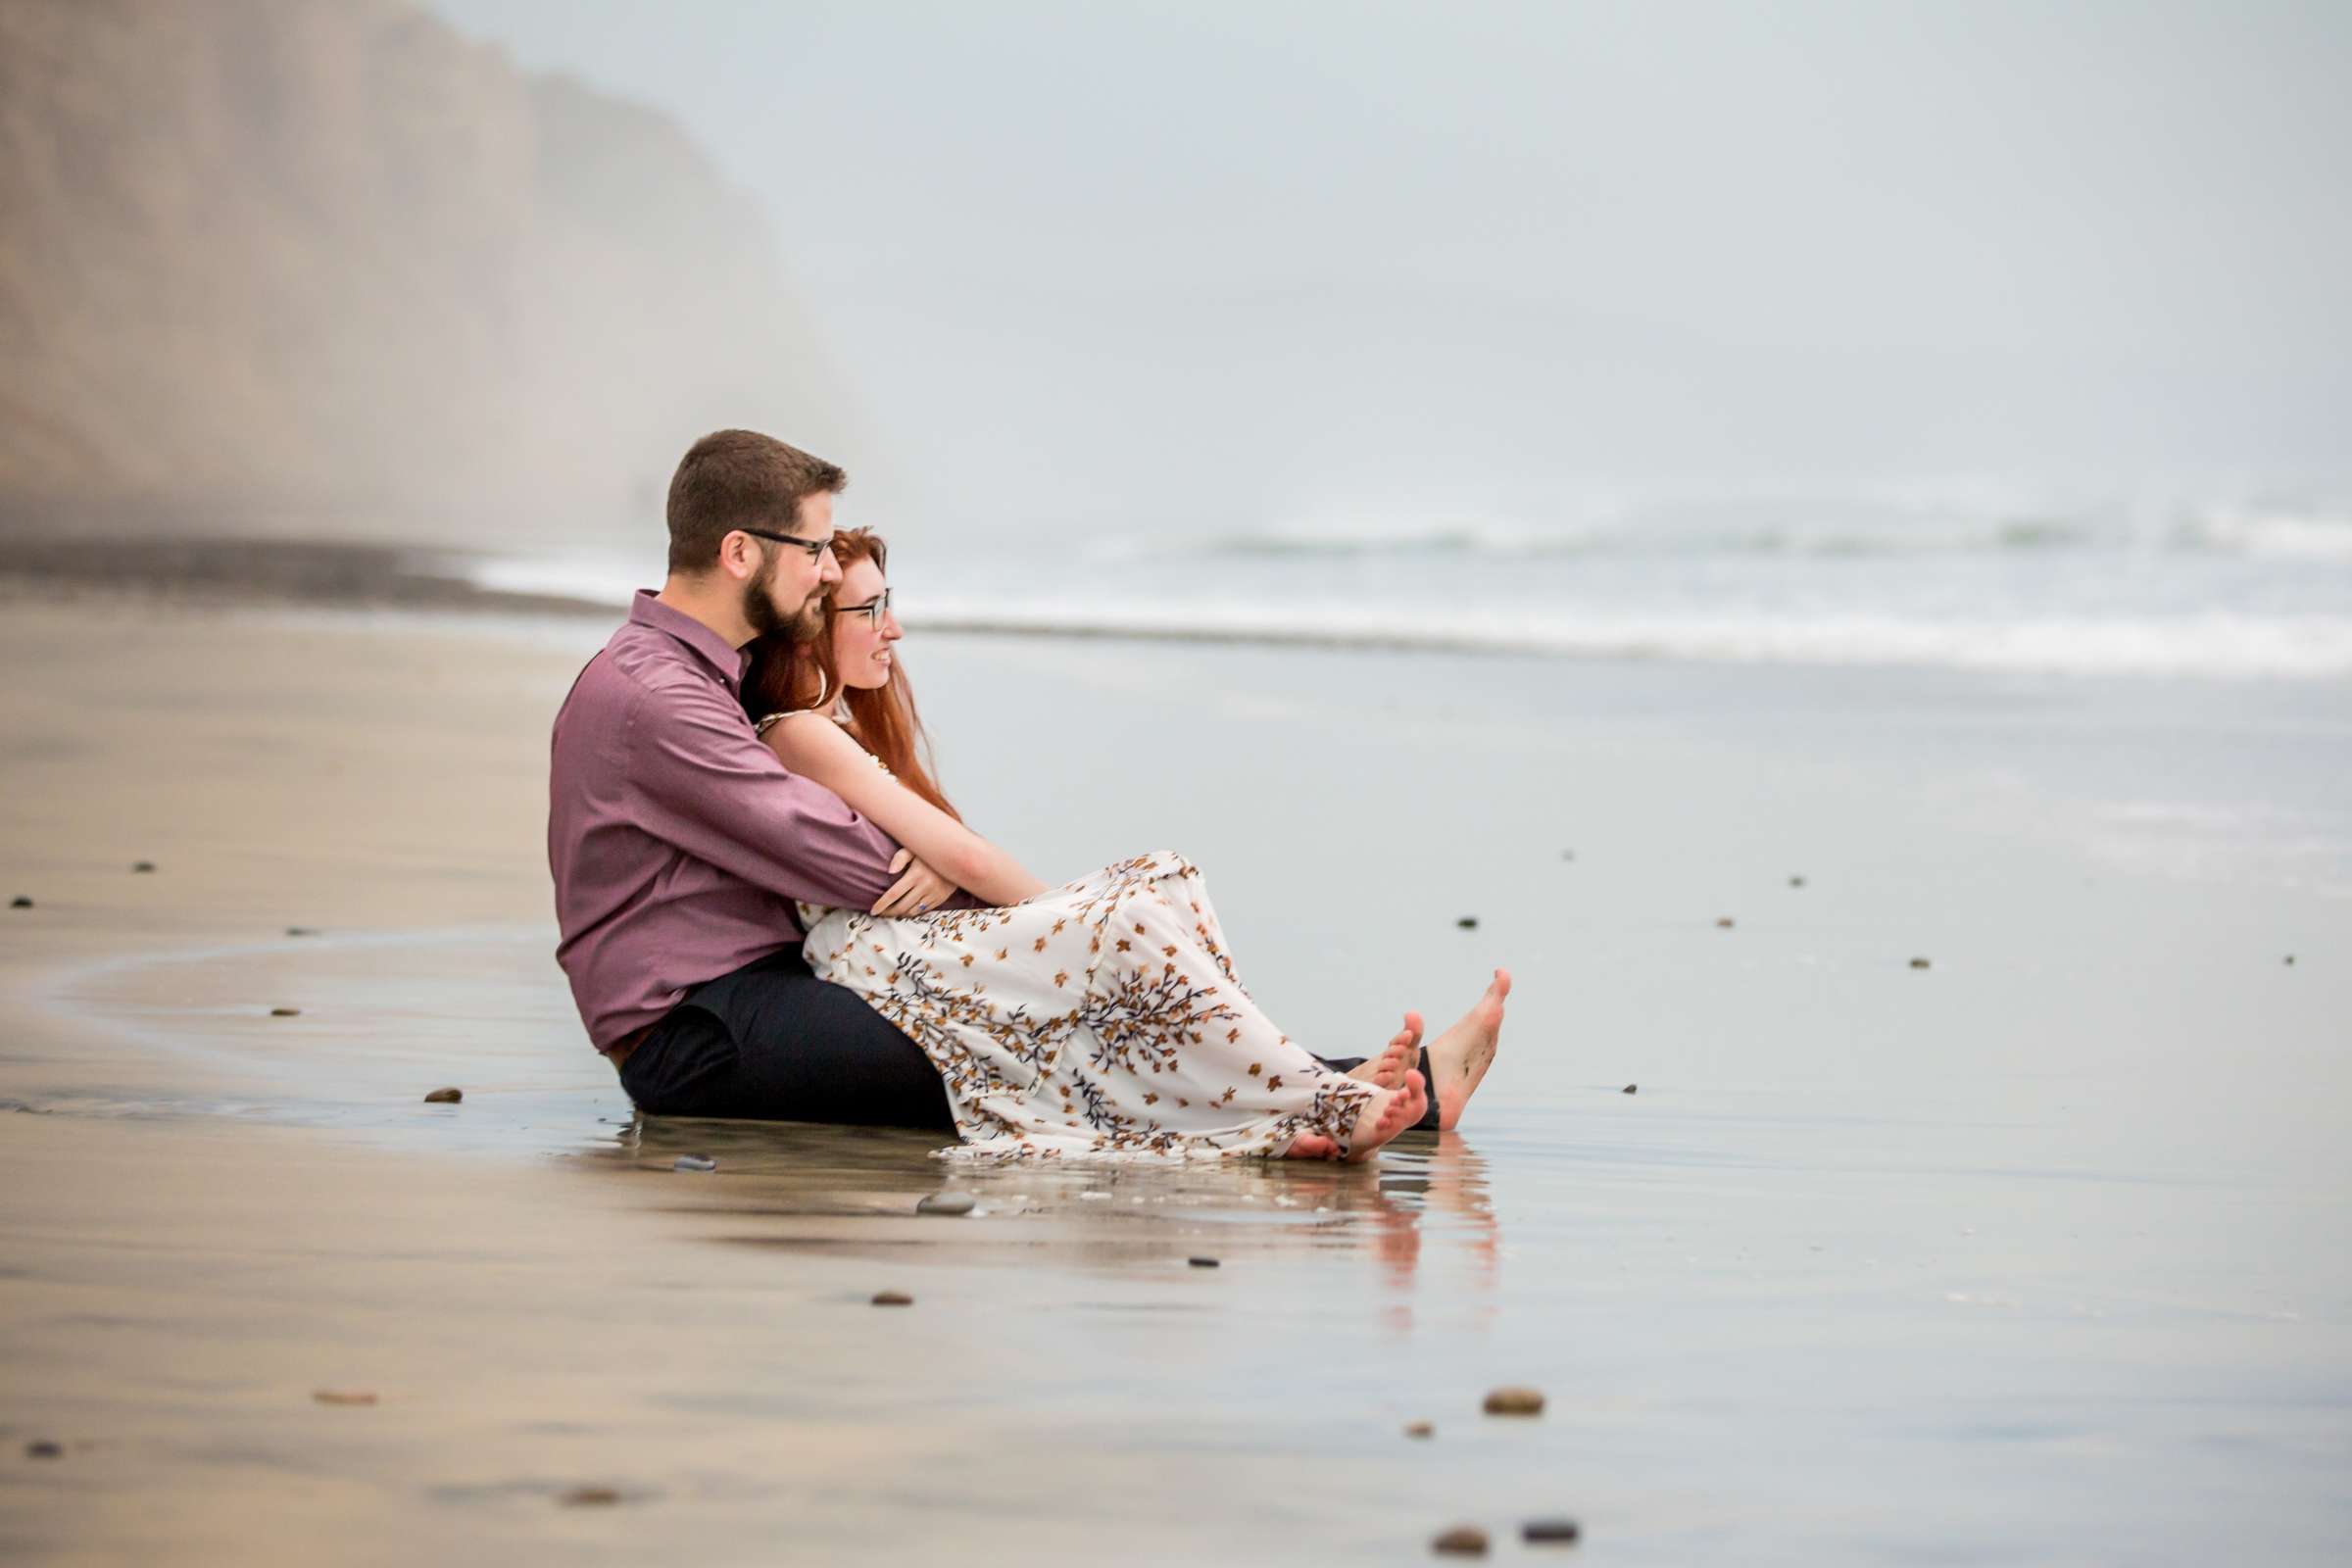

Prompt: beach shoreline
[{"left": 3, "top": 592, "right": 2347, "bottom": 1564}]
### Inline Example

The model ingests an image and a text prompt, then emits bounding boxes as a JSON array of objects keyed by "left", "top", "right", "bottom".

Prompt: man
[{"left": 550, "top": 428, "right": 1449, "bottom": 1131}]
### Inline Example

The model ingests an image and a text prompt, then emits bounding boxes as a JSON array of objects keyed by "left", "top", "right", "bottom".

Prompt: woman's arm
[{"left": 762, "top": 715, "right": 1048, "bottom": 906}]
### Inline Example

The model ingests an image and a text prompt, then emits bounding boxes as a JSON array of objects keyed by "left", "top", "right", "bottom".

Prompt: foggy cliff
[{"left": 0, "top": 0, "right": 854, "bottom": 550}]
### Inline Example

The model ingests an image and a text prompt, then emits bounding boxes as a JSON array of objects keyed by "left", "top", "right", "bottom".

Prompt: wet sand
[{"left": 3, "top": 595, "right": 2348, "bottom": 1564}]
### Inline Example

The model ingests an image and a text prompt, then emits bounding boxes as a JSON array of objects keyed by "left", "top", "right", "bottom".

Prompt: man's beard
[{"left": 740, "top": 560, "right": 827, "bottom": 643}]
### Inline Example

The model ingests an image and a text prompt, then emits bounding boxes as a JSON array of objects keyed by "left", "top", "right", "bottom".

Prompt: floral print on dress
[{"left": 799, "top": 851, "right": 1377, "bottom": 1162}]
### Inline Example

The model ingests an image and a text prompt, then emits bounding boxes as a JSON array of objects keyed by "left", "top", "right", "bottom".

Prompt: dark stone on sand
[
  {"left": 1188, "top": 1256, "right": 1220, "bottom": 1268},
  {"left": 25, "top": 1441, "right": 63, "bottom": 1459},
  {"left": 423, "top": 1088, "right": 463, "bottom": 1104},
  {"left": 1622, "top": 1084, "right": 1638, "bottom": 1095},
  {"left": 132, "top": 861, "right": 156, "bottom": 873},
  {"left": 561, "top": 1486, "right": 621, "bottom": 1506},
  {"left": 1910, "top": 956, "right": 1932, "bottom": 970},
  {"left": 1789, "top": 874, "right": 1806, "bottom": 888},
  {"left": 1716, "top": 916, "right": 1735, "bottom": 929},
  {"left": 915, "top": 1190, "right": 975, "bottom": 1216},
  {"left": 1523, "top": 1517, "right": 1582, "bottom": 1544},
  {"left": 312, "top": 1390, "right": 377, "bottom": 1406},
  {"left": 1456, "top": 916, "right": 1479, "bottom": 929},
  {"left": 673, "top": 1154, "right": 716, "bottom": 1173},
  {"left": 270, "top": 1006, "right": 301, "bottom": 1017},
  {"left": 1483, "top": 1386, "right": 1545, "bottom": 1416},
  {"left": 286, "top": 926, "right": 320, "bottom": 937},
  {"left": 1432, "top": 1525, "right": 1490, "bottom": 1555},
  {"left": 1403, "top": 1420, "right": 1435, "bottom": 1439},
  {"left": 871, "top": 1291, "right": 914, "bottom": 1306},
  {"left": 2283, "top": 955, "right": 2295, "bottom": 966},
  {"left": 10, "top": 897, "right": 30, "bottom": 908}
]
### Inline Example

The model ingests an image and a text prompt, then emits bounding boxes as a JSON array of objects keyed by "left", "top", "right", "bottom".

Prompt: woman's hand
[{"left": 871, "top": 848, "right": 957, "bottom": 916}]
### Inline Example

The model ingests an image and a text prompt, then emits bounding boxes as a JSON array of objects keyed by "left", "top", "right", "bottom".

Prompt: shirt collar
[{"left": 630, "top": 589, "right": 751, "bottom": 693}]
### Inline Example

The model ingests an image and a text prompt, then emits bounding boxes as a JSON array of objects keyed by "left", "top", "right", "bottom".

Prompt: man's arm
[{"left": 625, "top": 679, "right": 907, "bottom": 910}]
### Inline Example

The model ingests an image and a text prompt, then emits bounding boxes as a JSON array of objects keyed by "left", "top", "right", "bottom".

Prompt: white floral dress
[{"left": 797, "top": 851, "right": 1380, "bottom": 1162}]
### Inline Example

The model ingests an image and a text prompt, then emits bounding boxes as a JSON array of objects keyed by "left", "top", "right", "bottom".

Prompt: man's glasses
[
  {"left": 737, "top": 526, "right": 832, "bottom": 563},
  {"left": 836, "top": 588, "right": 893, "bottom": 628}
]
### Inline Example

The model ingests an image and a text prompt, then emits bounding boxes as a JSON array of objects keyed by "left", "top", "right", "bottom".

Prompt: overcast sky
[{"left": 427, "top": 0, "right": 2351, "bottom": 534}]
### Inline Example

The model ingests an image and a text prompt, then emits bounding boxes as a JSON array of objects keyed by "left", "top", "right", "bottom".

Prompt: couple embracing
[{"left": 549, "top": 429, "right": 1508, "bottom": 1161}]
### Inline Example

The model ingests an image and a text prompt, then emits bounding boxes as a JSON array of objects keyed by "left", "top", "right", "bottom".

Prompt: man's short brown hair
[{"left": 665, "top": 429, "right": 847, "bottom": 574}]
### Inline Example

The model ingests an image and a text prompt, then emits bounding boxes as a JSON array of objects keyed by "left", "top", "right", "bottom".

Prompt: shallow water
[{"left": 14, "top": 624, "right": 2350, "bottom": 1562}]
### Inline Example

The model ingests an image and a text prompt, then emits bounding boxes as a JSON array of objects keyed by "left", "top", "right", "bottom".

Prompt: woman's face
[{"left": 829, "top": 557, "right": 901, "bottom": 692}]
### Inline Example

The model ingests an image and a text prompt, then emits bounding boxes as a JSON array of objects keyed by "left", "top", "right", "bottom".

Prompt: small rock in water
[
  {"left": 561, "top": 1486, "right": 620, "bottom": 1507},
  {"left": 2282, "top": 955, "right": 2295, "bottom": 966},
  {"left": 1455, "top": 916, "right": 1479, "bottom": 930},
  {"left": 312, "top": 1390, "right": 377, "bottom": 1406},
  {"left": 1789, "top": 874, "right": 1806, "bottom": 888},
  {"left": 915, "top": 1190, "right": 975, "bottom": 1216},
  {"left": 1910, "top": 956, "right": 1933, "bottom": 970},
  {"left": 1188, "top": 1255, "right": 1220, "bottom": 1268},
  {"left": 286, "top": 926, "right": 319, "bottom": 937},
  {"left": 1716, "top": 916, "right": 1736, "bottom": 929},
  {"left": 25, "top": 1440, "right": 64, "bottom": 1458},
  {"left": 673, "top": 1154, "right": 716, "bottom": 1173},
  {"left": 1403, "top": 1420, "right": 1435, "bottom": 1439},
  {"left": 10, "top": 896, "right": 31, "bottom": 909},
  {"left": 1621, "top": 1083, "right": 1638, "bottom": 1095},
  {"left": 1522, "top": 1517, "right": 1582, "bottom": 1544},
  {"left": 270, "top": 1006, "right": 301, "bottom": 1017},
  {"left": 1483, "top": 1386, "right": 1545, "bottom": 1416},
  {"left": 422, "top": 1088, "right": 463, "bottom": 1104},
  {"left": 1432, "top": 1524, "right": 1490, "bottom": 1556},
  {"left": 132, "top": 861, "right": 156, "bottom": 873},
  {"left": 871, "top": 1291, "right": 914, "bottom": 1306}
]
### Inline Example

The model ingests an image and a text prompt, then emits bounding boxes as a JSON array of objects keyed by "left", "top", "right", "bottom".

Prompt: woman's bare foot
[
  {"left": 1347, "top": 1012, "right": 1425, "bottom": 1091},
  {"left": 1342, "top": 1073, "right": 1428, "bottom": 1162},
  {"left": 1424, "top": 968, "right": 1509, "bottom": 1131}
]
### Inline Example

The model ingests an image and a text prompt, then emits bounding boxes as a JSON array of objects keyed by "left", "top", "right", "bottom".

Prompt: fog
[{"left": 426, "top": 0, "right": 2351, "bottom": 539}]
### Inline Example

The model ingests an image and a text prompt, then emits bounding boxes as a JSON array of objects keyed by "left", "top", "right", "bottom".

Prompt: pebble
[
  {"left": 10, "top": 896, "right": 30, "bottom": 909},
  {"left": 1403, "top": 1420, "right": 1435, "bottom": 1439},
  {"left": 673, "top": 1154, "right": 716, "bottom": 1172},
  {"left": 1716, "top": 916, "right": 1736, "bottom": 929},
  {"left": 915, "top": 1190, "right": 975, "bottom": 1216},
  {"left": 2283, "top": 955, "right": 2295, "bottom": 966},
  {"left": 25, "top": 1440, "right": 63, "bottom": 1459},
  {"left": 286, "top": 926, "right": 319, "bottom": 937},
  {"left": 312, "top": 1390, "right": 377, "bottom": 1406},
  {"left": 1621, "top": 1083, "right": 1638, "bottom": 1095},
  {"left": 1432, "top": 1525, "right": 1490, "bottom": 1556},
  {"left": 1789, "top": 874, "right": 1806, "bottom": 888},
  {"left": 422, "top": 1088, "right": 463, "bottom": 1104},
  {"left": 1455, "top": 916, "right": 1479, "bottom": 929},
  {"left": 1188, "top": 1256, "right": 1220, "bottom": 1268},
  {"left": 132, "top": 861, "right": 156, "bottom": 873},
  {"left": 1483, "top": 1386, "right": 1545, "bottom": 1416},
  {"left": 561, "top": 1486, "right": 620, "bottom": 1506},
  {"left": 1522, "top": 1517, "right": 1582, "bottom": 1544},
  {"left": 1910, "top": 956, "right": 1933, "bottom": 970},
  {"left": 871, "top": 1291, "right": 914, "bottom": 1306},
  {"left": 270, "top": 1006, "right": 301, "bottom": 1017}
]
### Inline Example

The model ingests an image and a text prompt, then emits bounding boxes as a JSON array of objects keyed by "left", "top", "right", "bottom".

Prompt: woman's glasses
[{"left": 836, "top": 588, "right": 893, "bottom": 628}]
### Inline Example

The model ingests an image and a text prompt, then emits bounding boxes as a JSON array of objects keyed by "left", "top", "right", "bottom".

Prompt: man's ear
[{"left": 715, "top": 531, "right": 759, "bottom": 582}]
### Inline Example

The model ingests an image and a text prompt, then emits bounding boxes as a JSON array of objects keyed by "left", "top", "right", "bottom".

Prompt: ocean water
[{"left": 462, "top": 488, "right": 2352, "bottom": 679}]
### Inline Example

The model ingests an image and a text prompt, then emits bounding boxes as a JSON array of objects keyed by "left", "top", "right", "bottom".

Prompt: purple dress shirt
[{"left": 549, "top": 590, "right": 911, "bottom": 1052}]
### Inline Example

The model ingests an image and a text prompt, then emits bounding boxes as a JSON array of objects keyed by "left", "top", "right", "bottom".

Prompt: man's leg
[{"left": 620, "top": 955, "right": 954, "bottom": 1130}]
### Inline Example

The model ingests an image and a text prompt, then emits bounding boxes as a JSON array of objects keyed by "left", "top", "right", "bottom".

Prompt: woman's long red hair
[{"left": 743, "top": 529, "right": 959, "bottom": 820}]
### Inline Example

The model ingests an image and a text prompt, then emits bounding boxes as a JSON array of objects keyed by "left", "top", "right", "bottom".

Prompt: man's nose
[{"left": 818, "top": 549, "right": 843, "bottom": 585}]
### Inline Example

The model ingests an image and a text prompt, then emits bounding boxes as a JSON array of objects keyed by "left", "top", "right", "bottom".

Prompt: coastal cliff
[{"left": 0, "top": 0, "right": 850, "bottom": 546}]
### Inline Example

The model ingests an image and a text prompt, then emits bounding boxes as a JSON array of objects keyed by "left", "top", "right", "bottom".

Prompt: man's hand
[{"left": 871, "top": 848, "right": 957, "bottom": 916}]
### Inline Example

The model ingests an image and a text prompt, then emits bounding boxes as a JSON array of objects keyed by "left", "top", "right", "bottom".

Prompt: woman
[{"left": 742, "top": 530, "right": 1506, "bottom": 1162}]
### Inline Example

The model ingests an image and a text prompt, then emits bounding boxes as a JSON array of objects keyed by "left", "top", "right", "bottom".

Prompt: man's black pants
[{"left": 618, "top": 946, "right": 1439, "bottom": 1132}]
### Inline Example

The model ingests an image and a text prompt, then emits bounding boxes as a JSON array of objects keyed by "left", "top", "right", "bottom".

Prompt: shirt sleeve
[{"left": 623, "top": 677, "right": 907, "bottom": 911}]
